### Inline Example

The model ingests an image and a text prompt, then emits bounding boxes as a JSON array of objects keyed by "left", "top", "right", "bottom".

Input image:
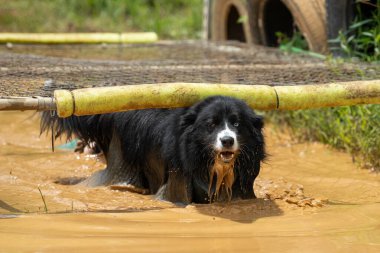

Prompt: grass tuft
[
  {"left": 267, "top": 105, "right": 380, "bottom": 171},
  {"left": 38, "top": 186, "right": 48, "bottom": 213},
  {"left": 330, "top": 0, "right": 380, "bottom": 62}
]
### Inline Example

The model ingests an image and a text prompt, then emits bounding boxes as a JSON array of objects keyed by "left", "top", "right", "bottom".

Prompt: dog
[{"left": 41, "top": 96, "right": 265, "bottom": 204}]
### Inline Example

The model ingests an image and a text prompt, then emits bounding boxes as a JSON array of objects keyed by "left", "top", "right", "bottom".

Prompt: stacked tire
[
  {"left": 207, "top": 0, "right": 353, "bottom": 54},
  {"left": 207, "top": 0, "right": 258, "bottom": 44}
]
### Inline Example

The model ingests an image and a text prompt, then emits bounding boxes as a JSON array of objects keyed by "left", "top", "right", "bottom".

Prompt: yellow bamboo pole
[
  {"left": 275, "top": 80, "right": 380, "bottom": 110},
  {"left": 0, "top": 32, "right": 158, "bottom": 44},
  {"left": 54, "top": 80, "right": 380, "bottom": 118}
]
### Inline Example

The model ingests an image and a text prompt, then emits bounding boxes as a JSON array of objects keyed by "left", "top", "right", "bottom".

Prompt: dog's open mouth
[
  {"left": 219, "top": 151, "right": 235, "bottom": 163},
  {"left": 208, "top": 150, "right": 239, "bottom": 202}
]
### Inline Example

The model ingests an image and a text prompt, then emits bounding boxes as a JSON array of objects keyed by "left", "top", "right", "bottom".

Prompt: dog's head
[{"left": 179, "top": 96, "right": 265, "bottom": 202}]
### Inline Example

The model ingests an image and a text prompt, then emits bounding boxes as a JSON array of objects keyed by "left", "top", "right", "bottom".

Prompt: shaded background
[{"left": 0, "top": 0, "right": 203, "bottom": 39}]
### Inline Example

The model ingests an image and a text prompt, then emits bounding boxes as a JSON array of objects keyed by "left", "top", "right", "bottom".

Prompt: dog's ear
[
  {"left": 179, "top": 109, "right": 197, "bottom": 130},
  {"left": 250, "top": 114, "right": 264, "bottom": 130}
]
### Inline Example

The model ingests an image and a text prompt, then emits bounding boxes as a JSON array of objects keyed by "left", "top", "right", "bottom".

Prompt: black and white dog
[{"left": 41, "top": 96, "right": 265, "bottom": 204}]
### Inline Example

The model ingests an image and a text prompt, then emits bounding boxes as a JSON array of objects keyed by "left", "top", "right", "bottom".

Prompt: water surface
[{"left": 0, "top": 111, "right": 379, "bottom": 252}]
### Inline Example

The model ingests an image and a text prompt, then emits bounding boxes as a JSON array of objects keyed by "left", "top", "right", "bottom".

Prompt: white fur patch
[{"left": 215, "top": 122, "right": 238, "bottom": 151}]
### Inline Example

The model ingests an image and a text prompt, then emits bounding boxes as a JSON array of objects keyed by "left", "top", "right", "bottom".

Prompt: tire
[
  {"left": 207, "top": 0, "right": 328, "bottom": 53},
  {"left": 254, "top": 0, "right": 328, "bottom": 53},
  {"left": 326, "top": 0, "right": 353, "bottom": 55},
  {"left": 208, "top": 0, "right": 258, "bottom": 44},
  {"left": 282, "top": 0, "right": 328, "bottom": 53}
]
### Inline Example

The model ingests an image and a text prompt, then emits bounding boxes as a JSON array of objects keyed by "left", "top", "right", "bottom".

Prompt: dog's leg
[
  {"left": 79, "top": 132, "right": 148, "bottom": 193},
  {"left": 233, "top": 162, "right": 260, "bottom": 200},
  {"left": 232, "top": 176, "right": 255, "bottom": 200},
  {"left": 109, "top": 184, "right": 150, "bottom": 195},
  {"left": 158, "top": 169, "right": 192, "bottom": 204}
]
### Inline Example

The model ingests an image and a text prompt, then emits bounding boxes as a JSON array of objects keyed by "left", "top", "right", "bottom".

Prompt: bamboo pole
[
  {"left": 54, "top": 83, "right": 277, "bottom": 117},
  {"left": 1, "top": 80, "right": 379, "bottom": 116},
  {"left": 53, "top": 80, "right": 380, "bottom": 118},
  {"left": 0, "top": 32, "right": 158, "bottom": 44},
  {"left": 275, "top": 81, "right": 380, "bottom": 110},
  {"left": 0, "top": 97, "right": 56, "bottom": 111}
]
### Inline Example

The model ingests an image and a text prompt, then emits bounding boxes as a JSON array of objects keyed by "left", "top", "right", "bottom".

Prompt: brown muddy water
[{"left": 0, "top": 111, "right": 380, "bottom": 253}]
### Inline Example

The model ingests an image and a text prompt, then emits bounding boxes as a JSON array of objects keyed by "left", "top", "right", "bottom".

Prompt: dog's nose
[{"left": 220, "top": 136, "right": 234, "bottom": 148}]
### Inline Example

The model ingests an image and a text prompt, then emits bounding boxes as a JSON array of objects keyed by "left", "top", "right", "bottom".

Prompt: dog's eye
[
  {"left": 207, "top": 122, "right": 216, "bottom": 131},
  {"left": 233, "top": 122, "right": 239, "bottom": 127}
]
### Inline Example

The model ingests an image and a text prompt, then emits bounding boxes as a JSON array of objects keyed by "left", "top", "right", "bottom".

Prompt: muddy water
[{"left": 1, "top": 111, "right": 379, "bottom": 252}]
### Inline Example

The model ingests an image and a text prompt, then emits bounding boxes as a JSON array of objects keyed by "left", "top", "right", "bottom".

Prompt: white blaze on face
[{"left": 215, "top": 122, "right": 238, "bottom": 151}]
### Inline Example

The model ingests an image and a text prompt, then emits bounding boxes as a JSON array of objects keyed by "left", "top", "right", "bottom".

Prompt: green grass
[
  {"left": 0, "top": 0, "right": 203, "bottom": 39},
  {"left": 276, "top": 30, "right": 309, "bottom": 51},
  {"left": 267, "top": 105, "right": 380, "bottom": 171},
  {"left": 277, "top": 31, "right": 327, "bottom": 60},
  {"left": 330, "top": 0, "right": 380, "bottom": 62}
]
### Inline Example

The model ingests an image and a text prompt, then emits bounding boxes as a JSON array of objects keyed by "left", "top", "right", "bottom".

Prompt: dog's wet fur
[{"left": 41, "top": 96, "right": 265, "bottom": 204}]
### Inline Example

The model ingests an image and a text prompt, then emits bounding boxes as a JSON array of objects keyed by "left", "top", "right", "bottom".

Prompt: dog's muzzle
[
  {"left": 210, "top": 127, "right": 240, "bottom": 201},
  {"left": 218, "top": 136, "right": 236, "bottom": 163}
]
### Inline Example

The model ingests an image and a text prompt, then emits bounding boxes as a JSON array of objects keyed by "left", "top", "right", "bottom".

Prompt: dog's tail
[{"left": 40, "top": 112, "right": 113, "bottom": 154}]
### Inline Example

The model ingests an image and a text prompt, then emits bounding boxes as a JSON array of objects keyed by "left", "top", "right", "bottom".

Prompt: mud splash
[{"left": 1, "top": 111, "right": 380, "bottom": 252}]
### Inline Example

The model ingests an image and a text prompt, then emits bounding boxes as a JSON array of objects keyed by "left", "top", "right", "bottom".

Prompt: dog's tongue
[{"left": 220, "top": 151, "right": 234, "bottom": 162}]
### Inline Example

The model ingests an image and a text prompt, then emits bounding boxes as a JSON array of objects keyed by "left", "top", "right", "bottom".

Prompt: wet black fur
[{"left": 41, "top": 96, "right": 265, "bottom": 204}]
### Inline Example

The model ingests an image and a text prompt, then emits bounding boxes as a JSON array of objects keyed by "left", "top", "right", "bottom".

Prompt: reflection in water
[
  {"left": 0, "top": 200, "right": 22, "bottom": 213},
  {"left": 0, "top": 111, "right": 379, "bottom": 252}
]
